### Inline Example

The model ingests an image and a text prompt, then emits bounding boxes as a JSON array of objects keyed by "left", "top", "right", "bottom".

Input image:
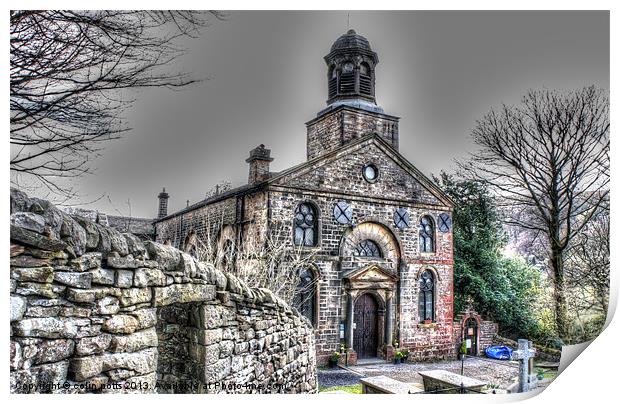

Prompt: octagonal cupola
[{"left": 325, "top": 29, "right": 379, "bottom": 107}]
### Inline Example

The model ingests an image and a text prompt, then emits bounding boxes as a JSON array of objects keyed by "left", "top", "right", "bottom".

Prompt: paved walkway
[{"left": 319, "top": 357, "right": 520, "bottom": 390}]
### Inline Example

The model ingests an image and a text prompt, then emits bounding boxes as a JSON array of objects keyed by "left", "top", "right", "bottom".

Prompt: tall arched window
[
  {"left": 184, "top": 231, "right": 198, "bottom": 258},
  {"left": 339, "top": 62, "right": 355, "bottom": 93},
  {"left": 293, "top": 267, "right": 317, "bottom": 326},
  {"left": 419, "top": 215, "right": 435, "bottom": 253},
  {"left": 328, "top": 66, "right": 338, "bottom": 98},
  {"left": 353, "top": 239, "right": 382, "bottom": 257},
  {"left": 220, "top": 239, "right": 235, "bottom": 272},
  {"left": 294, "top": 203, "right": 318, "bottom": 247},
  {"left": 359, "top": 62, "right": 372, "bottom": 95},
  {"left": 418, "top": 270, "right": 435, "bottom": 322}
]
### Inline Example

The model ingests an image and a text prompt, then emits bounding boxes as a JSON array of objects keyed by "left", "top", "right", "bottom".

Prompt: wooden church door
[{"left": 353, "top": 293, "right": 378, "bottom": 358}]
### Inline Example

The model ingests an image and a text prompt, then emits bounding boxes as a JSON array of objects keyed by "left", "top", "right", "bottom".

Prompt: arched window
[
  {"left": 328, "top": 66, "right": 338, "bottom": 98},
  {"left": 184, "top": 232, "right": 198, "bottom": 258},
  {"left": 353, "top": 239, "right": 382, "bottom": 257},
  {"left": 330, "top": 65, "right": 338, "bottom": 79},
  {"left": 418, "top": 270, "right": 435, "bottom": 322},
  {"left": 339, "top": 62, "right": 355, "bottom": 93},
  {"left": 360, "top": 62, "right": 370, "bottom": 76},
  {"left": 294, "top": 203, "right": 318, "bottom": 247},
  {"left": 359, "top": 62, "right": 372, "bottom": 95},
  {"left": 220, "top": 239, "right": 235, "bottom": 271},
  {"left": 293, "top": 267, "right": 317, "bottom": 326},
  {"left": 419, "top": 215, "right": 435, "bottom": 253}
]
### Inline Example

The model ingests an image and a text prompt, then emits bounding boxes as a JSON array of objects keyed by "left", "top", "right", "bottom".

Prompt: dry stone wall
[{"left": 9, "top": 189, "right": 317, "bottom": 394}]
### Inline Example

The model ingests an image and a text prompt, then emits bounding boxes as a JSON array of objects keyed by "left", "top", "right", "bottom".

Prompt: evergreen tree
[{"left": 437, "top": 172, "right": 551, "bottom": 341}]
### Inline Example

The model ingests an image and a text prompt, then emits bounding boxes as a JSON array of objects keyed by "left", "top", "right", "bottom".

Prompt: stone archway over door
[
  {"left": 353, "top": 293, "right": 378, "bottom": 358},
  {"left": 465, "top": 317, "right": 479, "bottom": 355}
]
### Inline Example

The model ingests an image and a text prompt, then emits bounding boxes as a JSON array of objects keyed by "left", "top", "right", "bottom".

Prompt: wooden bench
[
  {"left": 418, "top": 370, "right": 486, "bottom": 394},
  {"left": 360, "top": 375, "right": 424, "bottom": 394}
]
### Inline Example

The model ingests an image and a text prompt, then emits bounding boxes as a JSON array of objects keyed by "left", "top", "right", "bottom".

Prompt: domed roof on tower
[
  {"left": 330, "top": 29, "right": 372, "bottom": 52},
  {"left": 322, "top": 29, "right": 382, "bottom": 115}
]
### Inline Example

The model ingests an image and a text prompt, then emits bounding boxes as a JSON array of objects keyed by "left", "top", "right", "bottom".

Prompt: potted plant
[
  {"left": 394, "top": 350, "right": 405, "bottom": 364},
  {"left": 423, "top": 319, "right": 432, "bottom": 325},
  {"left": 400, "top": 348, "right": 410, "bottom": 363},
  {"left": 536, "top": 369, "right": 545, "bottom": 380},
  {"left": 458, "top": 341, "right": 467, "bottom": 360},
  {"left": 328, "top": 352, "right": 341, "bottom": 368}
]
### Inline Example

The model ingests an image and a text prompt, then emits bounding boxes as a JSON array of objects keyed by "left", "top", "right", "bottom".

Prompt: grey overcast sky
[{"left": 50, "top": 10, "right": 609, "bottom": 218}]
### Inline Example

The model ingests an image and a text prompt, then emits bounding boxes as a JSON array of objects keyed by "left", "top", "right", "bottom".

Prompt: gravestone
[
  {"left": 511, "top": 339, "right": 536, "bottom": 393},
  {"left": 418, "top": 370, "right": 486, "bottom": 394},
  {"left": 360, "top": 375, "right": 423, "bottom": 394}
]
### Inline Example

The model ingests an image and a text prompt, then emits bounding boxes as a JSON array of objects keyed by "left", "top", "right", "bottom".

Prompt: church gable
[{"left": 270, "top": 135, "right": 450, "bottom": 207}]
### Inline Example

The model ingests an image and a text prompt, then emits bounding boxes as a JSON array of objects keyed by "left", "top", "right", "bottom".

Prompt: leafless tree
[
  {"left": 10, "top": 10, "right": 226, "bottom": 198},
  {"left": 192, "top": 215, "right": 317, "bottom": 306},
  {"left": 234, "top": 224, "right": 318, "bottom": 304},
  {"left": 463, "top": 86, "right": 609, "bottom": 341},
  {"left": 564, "top": 203, "right": 609, "bottom": 320}
]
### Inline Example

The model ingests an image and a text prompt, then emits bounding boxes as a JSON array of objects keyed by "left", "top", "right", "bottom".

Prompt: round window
[{"left": 362, "top": 164, "right": 379, "bottom": 182}]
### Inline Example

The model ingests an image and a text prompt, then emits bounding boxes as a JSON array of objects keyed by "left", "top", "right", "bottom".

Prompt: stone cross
[{"left": 511, "top": 339, "right": 536, "bottom": 393}]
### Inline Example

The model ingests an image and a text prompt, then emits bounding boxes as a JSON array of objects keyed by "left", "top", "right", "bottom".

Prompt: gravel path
[{"left": 319, "top": 357, "right": 520, "bottom": 390}]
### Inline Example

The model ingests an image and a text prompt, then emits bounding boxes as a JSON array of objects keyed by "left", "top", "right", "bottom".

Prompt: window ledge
[
  {"left": 352, "top": 257, "right": 387, "bottom": 262},
  {"left": 417, "top": 322, "right": 438, "bottom": 329},
  {"left": 293, "top": 246, "right": 322, "bottom": 253}
]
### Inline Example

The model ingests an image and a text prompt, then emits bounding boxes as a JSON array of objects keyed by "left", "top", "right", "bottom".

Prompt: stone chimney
[
  {"left": 246, "top": 144, "right": 273, "bottom": 185},
  {"left": 157, "top": 188, "right": 169, "bottom": 219}
]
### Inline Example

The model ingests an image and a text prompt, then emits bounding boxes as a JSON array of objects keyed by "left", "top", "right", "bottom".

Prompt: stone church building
[{"left": 153, "top": 30, "right": 458, "bottom": 364}]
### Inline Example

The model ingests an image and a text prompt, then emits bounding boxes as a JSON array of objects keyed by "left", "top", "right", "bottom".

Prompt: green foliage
[
  {"left": 394, "top": 348, "right": 409, "bottom": 360},
  {"left": 437, "top": 172, "right": 554, "bottom": 342},
  {"left": 459, "top": 341, "right": 467, "bottom": 354},
  {"left": 568, "top": 313, "right": 607, "bottom": 343}
]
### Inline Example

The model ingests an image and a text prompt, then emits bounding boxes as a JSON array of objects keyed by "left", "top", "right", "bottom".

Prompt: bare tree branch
[
  {"left": 10, "top": 10, "right": 227, "bottom": 198},
  {"left": 461, "top": 86, "right": 609, "bottom": 340}
]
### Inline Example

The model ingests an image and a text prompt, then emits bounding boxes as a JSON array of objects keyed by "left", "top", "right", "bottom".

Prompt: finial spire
[{"left": 347, "top": 12, "right": 350, "bottom": 30}]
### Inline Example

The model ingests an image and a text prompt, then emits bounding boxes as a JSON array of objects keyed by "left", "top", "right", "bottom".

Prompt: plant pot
[
  {"left": 537, "top": 375, "right": 544, "bottom": 381},
  {"left": 394, "top": 358, "right": 401, "bottom": 365},
  {"left": 328, "top": 359, "right": 338, "bottom": 368}
]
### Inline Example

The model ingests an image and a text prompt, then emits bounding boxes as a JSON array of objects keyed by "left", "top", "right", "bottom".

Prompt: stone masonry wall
[
  {"left": 267, "top": 185, "right": 454, "bottom": 362},
  {"left": 306, "top": 106, "right": 400, "bottom": 160},
  {"left": 154, "top": 197, "right": 237, "bottom": 250},
  {"left": 10, "top": 189, "right": 317, "bottom": 394},
  {"left": 453, "top": 311, "right": 499, "bottom": 356},
  {"left": 154, "top": 190, "right": 268, "bottom": 258}
]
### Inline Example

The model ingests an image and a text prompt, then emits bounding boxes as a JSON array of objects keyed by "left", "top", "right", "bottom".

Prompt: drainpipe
[{"left": 395, "top": 258, "right": 406, "bottom": 344}]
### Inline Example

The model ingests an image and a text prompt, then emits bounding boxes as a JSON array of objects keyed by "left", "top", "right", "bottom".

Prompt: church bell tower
[
  {"left": 306, "top": 30, "right": 400, "bottom": 160},
  {"left": 325, "top": 29, "right": 379, "bottom": 107}
]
